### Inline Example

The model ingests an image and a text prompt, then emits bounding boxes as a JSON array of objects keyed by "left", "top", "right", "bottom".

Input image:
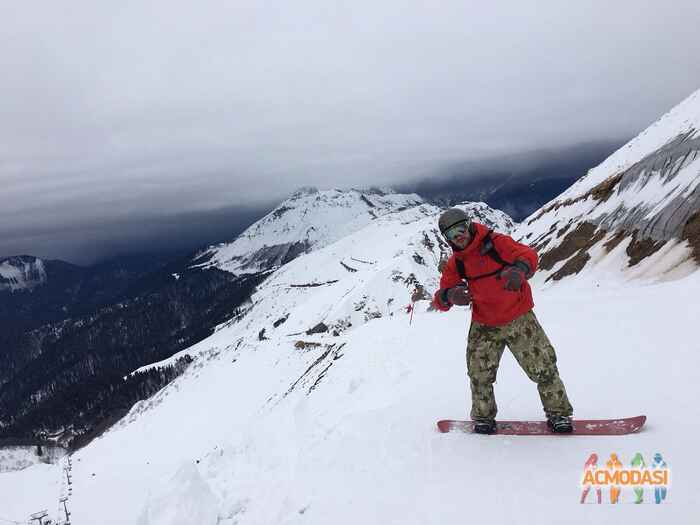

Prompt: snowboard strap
[{"left": 455, "top": 230, "right": 509, "bottom": 282}]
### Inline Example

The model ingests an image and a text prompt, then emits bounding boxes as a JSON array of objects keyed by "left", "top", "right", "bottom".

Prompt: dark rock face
[
  {"left": 306, "top": 322, "right": 329, "bottom": 335},
  {"left": 626, "top": 233, "right": 667, "bottom": 267},
  {"left": 682, "top": 211, "right": 700, "bottom": 263},
  {"left": 539, "top": 222, "right": 601, "bottom": 271},
  {"left": 539, "top": 222, "right": 607, "bottom": 282},
  {"left": 595, "top": 131, "right": 700, "bottom": 242},
  {"left": 529, "top": 129, "right": 700, "bottom": 278}
]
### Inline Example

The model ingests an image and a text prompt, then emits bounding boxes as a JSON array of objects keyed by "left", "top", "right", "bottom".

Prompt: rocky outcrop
[
  {"left": 682, "top": 210, "right": 700, "bottom": 263},
  {"left": 594, "top": 131, "right": 700, "bottom": 242},
  {"left": 192, "top": 187, "right": 425, "bottom": 276},
  {"left": 519, "top": 88, "right": 700, "bottom": 281}
]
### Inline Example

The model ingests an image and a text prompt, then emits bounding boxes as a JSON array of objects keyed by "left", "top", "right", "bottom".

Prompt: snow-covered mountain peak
[
  {"left": 348, "top": 185, "right": 397, "bottom": 196},
  {"left": 516, "top": 88, "right": 700, "bottom": 285},
  {"left": 191, "top": 187, "right": 426, "bottom": 275},
  {"left": 0, "top": 255, "right": 48, "bottom": 292},
  {"left": 287, "top": 185, "right": 320, "bottom": 199}
]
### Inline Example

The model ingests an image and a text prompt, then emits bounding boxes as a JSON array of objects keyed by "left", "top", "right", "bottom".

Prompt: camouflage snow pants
[{"left": 467, "top": 310, "right": 573, "bottom": 421}]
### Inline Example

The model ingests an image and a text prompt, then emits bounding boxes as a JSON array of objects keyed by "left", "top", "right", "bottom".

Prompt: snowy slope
[
  {"left": 0, "top": 446, "right": 65, "bottom": 473},
  {"left": 3, "top": 249, "right": 698, "bottom": 524},
  {"left": 0, "top": 200, "right": 517, "bottom": 523},
  {"left": 191, "top": 187, "right": 425, "bottom": 276},
  {"left": 0, "top": 255, "right": 47, "bottom": 292},
  {"left": 2, "top": 195, "right": 697, "bottom": 524},
  {"left": 515, "top": 88, "right": 700, "bottom": 284},
  {"left": 133, "top": 200, "right": 513, "bottom": 375}
]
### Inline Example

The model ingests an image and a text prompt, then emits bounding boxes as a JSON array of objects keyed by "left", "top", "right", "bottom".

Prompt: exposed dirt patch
[
  {"left": 539, "top": 222, "right": 605, "bottom": 271},
  {"left": 603, "top": 230, "right": 627, "bottom": 253},
  {"left": 589, "top": 173, "right": 624, "bottom": 202},
  {"left": 294, "top": 341, "right": 322, "bottom": 350},
  {"left": 546, "top": 251, "right": 591, "bottom": 282},
  {"left": 682, "top": 211, "right": 700, "bottom": 263},
  {"left": 626, "top": 231, "right": 667, "bottom": 267}
]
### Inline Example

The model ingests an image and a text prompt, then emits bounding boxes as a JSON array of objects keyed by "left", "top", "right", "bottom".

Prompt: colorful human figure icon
[
  {"left": 580, "top": 453, "right": 602, "bottom": 504},
  {"left": 606, "top": 453, "right": 622, "bottom": 503},
  {"left": 630, "top": 453, "right": 646, "bottom": 503},
  {"left": 651, "top": 453, "right": 668, "bottom": 504}
]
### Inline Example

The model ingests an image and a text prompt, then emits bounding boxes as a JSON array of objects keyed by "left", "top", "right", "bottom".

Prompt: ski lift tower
[
  {"left": 59, "top": 496, "right": 71, "bottom": 524},
  {"left": 30, "top": 510, "right": 49, "bottom": 524}
]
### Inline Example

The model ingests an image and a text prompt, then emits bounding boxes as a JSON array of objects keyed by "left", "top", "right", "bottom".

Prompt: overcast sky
[{"left": 2, "top": 1, "right": 700, "bottom": 263}]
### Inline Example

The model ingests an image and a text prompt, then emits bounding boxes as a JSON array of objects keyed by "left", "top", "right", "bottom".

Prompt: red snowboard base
[{"left": 437, "top": 415, "right": 646, "bottom": 435}]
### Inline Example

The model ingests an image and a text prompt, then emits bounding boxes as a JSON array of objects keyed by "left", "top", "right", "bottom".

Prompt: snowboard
[{"left": 437, "top": 415, "right": 646, "bottom": 435}]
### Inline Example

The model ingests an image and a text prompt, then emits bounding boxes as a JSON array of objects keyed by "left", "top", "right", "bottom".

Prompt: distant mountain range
[
  {"left": 0, "top": 253, "right": 175, "bottom": 332},
  {"left": 0, "top": 188, "right": 431, "bottom": 447}
]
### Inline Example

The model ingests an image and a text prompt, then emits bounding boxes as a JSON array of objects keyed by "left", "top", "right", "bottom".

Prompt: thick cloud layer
[{"left": 2, "top": 1, "right": 700, "bottom": 262}]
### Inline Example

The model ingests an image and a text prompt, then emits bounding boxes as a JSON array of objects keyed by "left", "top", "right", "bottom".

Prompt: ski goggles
[{"left": 443, "top": 221, "right": 469, "bottom": 241}]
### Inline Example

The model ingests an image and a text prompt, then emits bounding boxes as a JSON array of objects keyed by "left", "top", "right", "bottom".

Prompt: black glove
[
  {"left": 499, "top": 261, "right": 531, "bottom": 291},
  {"left": 441, "top": 285, "right": 471, "bottom": 306}
]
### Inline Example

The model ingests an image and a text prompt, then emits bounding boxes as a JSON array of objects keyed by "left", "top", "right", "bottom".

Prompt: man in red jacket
[{"left": 432, "top": 208, "right": 573, "bottom": 434}]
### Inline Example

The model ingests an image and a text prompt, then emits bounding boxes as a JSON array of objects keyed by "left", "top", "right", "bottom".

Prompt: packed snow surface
[{"left": 1, "top": 204, "right": 696, "bottom": 524}]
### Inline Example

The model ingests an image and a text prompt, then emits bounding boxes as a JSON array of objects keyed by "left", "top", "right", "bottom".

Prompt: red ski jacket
[{"left": 432, "top": 222, "right": 538, "bottom": 326}]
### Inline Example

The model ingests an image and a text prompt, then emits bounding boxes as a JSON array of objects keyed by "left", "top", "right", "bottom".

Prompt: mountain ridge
[{"left": 517, "top": 87, "right": 700, "bottom": 283}]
